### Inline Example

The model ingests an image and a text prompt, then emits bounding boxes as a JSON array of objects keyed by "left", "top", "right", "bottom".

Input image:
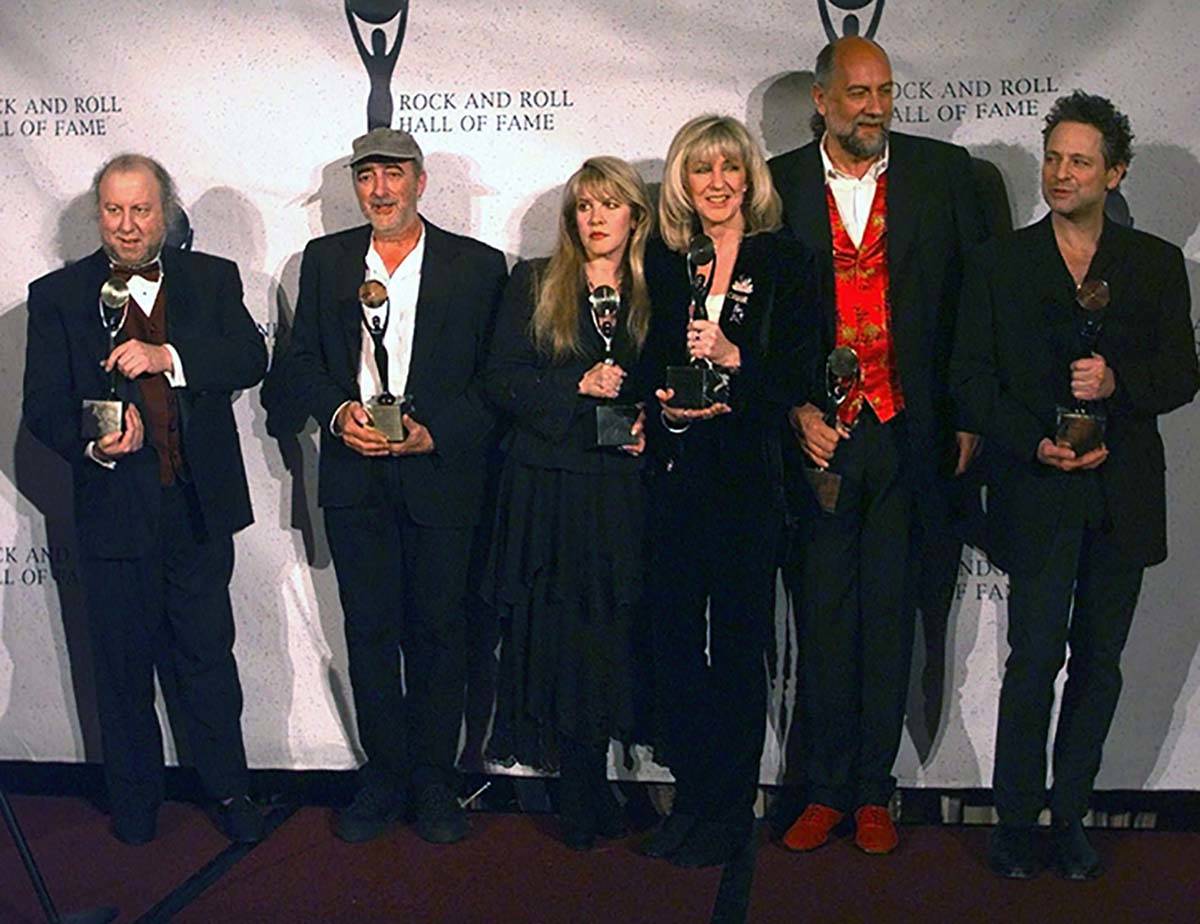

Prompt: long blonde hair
[
  {"left": 658, "top": 114, "right": 782, "bottom": 252},
  {"left": 530, "top": 156, "right": 653, "bottom": 360}
]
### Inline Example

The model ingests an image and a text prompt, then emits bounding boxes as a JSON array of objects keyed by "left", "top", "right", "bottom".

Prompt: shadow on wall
[
  {"left": 188, "top": 185, "right": 302, "bottom": 768},
  {"left": 0, "top": 193, "right": 107, "bottom": 763},
  {"left": 969, "top": 142, "right": 1041, "bottom": 230},
  {"left": 1103, "top": 143, "right": 1200, "bottom": 788},
  {"left": 748, "top": 71, "right": 817, "bottom": 160}
]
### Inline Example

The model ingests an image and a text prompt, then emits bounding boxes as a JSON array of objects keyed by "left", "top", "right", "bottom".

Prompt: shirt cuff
[
  {"left": 331, "top": 400, "right": 354, "bottom": 436},
  {"left": 163, "top": 343, "right": 186, "bottom": 387},
  {"left": 85, "top": 441, "right": 117, "bottom": 469}
]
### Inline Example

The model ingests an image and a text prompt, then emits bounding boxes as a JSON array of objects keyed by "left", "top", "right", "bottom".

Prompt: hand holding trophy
[
  {"left": 588, "top": 285, "right": 640, "bottom": 446},
  {"left": 358, "top": 278, "right": 411, "bottom": 442},
  {"left": 665, "top": 234, "right": 731, "bottom": 409},
  {"left": 81, "top": 275, "right": 131, "bottom": 440},
  {"left": 1055, "top": 278, "right": 1109, "bottom": 455},
  {"left": 803, "top": 345, "right": 860, "bottom": 513}
]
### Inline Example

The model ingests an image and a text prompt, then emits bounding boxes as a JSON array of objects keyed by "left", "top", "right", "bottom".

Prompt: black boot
[
  {"left": 588, "top": 745, "right": 628, "bottom": 840},
  {"left": 988, "top": 825, "right": 1041, "bottom": 879},
  {"left": 558, "top": 740, "right": 596, "bottom": 850},
  {"left": 1052, "top": 817, "right": 1102, "bottom": 880}
]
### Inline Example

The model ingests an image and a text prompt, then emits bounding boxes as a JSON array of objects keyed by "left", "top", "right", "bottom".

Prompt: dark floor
[{"left": 3, "top": 794, "right": 1199, "bottom": 924}]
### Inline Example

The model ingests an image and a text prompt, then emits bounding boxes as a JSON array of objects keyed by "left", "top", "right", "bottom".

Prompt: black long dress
[
  {"left": 483, "top": 259, "right": 649, "bottom": 771},
  {"left": 641, "top": 232, "right": 817, "bottom": 825}
]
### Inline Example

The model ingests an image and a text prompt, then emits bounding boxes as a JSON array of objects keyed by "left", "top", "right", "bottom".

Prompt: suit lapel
[
  {"left": 76, "top": 249, "right": 114, "bottom": 367},
  {"left": 788, "top": 145, "right": 837, "bottom": 347},
  {"left": 408, "top": 222, "right": 457, "bottom": 393},
  {"left": 884, "top": 134, "right": 919, "bottom": 275},
  {"left": 337, "top": 226, "right": 373, "bottom": 373},
  {"left": 160, "top": 247, "right": 195, "bottom": 345}
]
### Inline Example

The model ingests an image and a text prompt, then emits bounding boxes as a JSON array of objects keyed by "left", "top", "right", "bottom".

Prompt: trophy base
[
  {"left": 803, "top": 466, "right": 843, "bottom": 515},
  {"left": 365, "top": 400, "right": 407, "bottom": 442},
  {"left": 666, "top": 365, "right": 729, "bottom": 410},
  {"left": 1055, "top": 407, "right": 1106, "bottom": 456},
  {"left": 81, "top": 399, "right": 125, "bottom": 441},
  {"left": 595, "top": 404, "right": 639, "bottom": 447}
]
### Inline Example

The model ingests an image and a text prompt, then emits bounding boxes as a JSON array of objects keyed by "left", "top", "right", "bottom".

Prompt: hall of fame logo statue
[
  {"left": 345, "top": 0, "right": 410, "bottom": 129},
  {"left": 818, "top": 0, "right": 885, "bottom": 40}
]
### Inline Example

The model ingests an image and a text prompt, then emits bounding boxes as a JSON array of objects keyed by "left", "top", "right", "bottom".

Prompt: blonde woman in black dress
[{"left": 485, "top": 156, "right": 654, "bottom": 849}]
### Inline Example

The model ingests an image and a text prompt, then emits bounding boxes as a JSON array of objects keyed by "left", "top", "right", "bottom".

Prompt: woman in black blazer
[
  {"left": 484, "top": 156, "right": 654, "bottom": 849},
  {"left": 640, "top": 114, "right": 819, "bottom": 867}
]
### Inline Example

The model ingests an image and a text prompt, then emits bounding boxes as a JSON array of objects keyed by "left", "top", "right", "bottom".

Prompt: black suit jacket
[
  {"left": 768, "top": 131, "right": 989, "bottom": 487},
  {"left": 642, "top": 232, "right": 819, "bottom": 517},
  {"left": 951, "top": 215, "right": 1199, "bottom": 575},
  {"left": 285, "top": 220, "right": 507, "bottom": 527},
  {"left": 22, "top": 247, "right": 267, "bottom": 558}
]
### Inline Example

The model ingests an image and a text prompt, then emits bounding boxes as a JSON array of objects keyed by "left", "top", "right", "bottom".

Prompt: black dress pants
[
  {"left": 994, "top": 522, "right": 1144, "bottom": 825},
  {"left": 324, "top": 462, "right": 473, "bottom": 793},
  {"left": 802, "top": 409, "right": 915, "bottom": 811},
  {"left": 649, "top": 462, "right": 780, "bottom": 825},
  {"left": 79, "top": 483, "right": 248, "bottom": 822}
]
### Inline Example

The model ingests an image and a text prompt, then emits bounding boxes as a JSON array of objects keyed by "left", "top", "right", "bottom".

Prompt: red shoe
[
  {"left": 854, "top": 805, "right": 899, "bottom": 854},
  {"left": 782, "top": 803, "right": 844, "bottom": 852}
]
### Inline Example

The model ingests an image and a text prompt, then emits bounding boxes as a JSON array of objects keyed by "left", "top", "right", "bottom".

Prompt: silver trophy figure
[
  {"left": 589, "top": 285, "right": 639, "bottom": 446},
  {"left": 665, "top": 234, "right": 731, "bottom": 409},
  {"left": 80, "top": 276, "right": 130, "bottom": 440},
  {"left": 359, "top": 279, "right": 409, "bottom": 441},
  {"left": 804, "top": 345, "right": 861, "bottom": 514},
  {"left": 1055, "top": 278, "right": 1110, "bottom": 455}
]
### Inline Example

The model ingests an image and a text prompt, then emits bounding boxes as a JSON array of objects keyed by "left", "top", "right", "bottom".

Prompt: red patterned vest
[
  {"left": 826, "top": 174, "right": 905, "bottom": 426},
  {"left": 121, "top": 288, "right": 187, "bottom": 486}
]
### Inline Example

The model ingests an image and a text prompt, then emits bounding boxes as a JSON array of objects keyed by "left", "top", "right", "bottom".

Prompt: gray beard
[{"left": 837, "top": 124, "right": 889, "bottom": 160}]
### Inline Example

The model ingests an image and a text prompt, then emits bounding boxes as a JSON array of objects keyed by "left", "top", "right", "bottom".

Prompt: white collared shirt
[
  {"left": 820, "top": 134, "right": 889, "bottom": 249},
  {"left": 356, "top": 222, "right": 425, "bottom": 407}
]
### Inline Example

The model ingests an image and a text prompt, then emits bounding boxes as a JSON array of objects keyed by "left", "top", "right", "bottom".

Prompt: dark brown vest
[{"left": 121, "top": 288, "right": 187, "bottom": 485}]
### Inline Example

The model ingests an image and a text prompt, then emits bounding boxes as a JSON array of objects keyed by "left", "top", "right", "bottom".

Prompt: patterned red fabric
[
  {"left": 826, "top": 175, "right": 905, "bottom": 426},
  {"left": 121, "top": 287, "right": 186, "bottom": 486}
]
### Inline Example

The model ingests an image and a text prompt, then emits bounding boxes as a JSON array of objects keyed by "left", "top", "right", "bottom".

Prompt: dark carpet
[{"left": 3, "top": 795, "right": 1199, "bottom": 923}]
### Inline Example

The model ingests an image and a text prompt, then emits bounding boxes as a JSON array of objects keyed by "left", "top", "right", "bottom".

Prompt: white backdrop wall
[{"left": 1, "top": 0, "right": 1198, "bottom": 789}]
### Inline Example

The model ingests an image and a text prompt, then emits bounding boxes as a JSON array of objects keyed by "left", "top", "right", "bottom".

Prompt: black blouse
[{"left": 485, "top": 258, "right": 647, "bottom": 474}]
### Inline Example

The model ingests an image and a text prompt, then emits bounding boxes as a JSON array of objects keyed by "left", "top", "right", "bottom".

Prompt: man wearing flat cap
[{"left": 285, "top": 128, "right": 507, "bottom": 843}]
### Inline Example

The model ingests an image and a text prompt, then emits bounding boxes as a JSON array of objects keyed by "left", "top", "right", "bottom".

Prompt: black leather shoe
[
  {"left": 1052, "top": 818, "right": 1102, "bottom": 880},
  {"left": 988, "top": 825, "right": 1041, "bottom": 879},
  {"left": 336, "top": 783, "right": 405, "bottom": 843},
  {"left": 593, "top": 782, "right": 628, "bottom": 840},
  {"left": 670, "top": 819, "right": 752, "bottom": 868},
  {"left": 560, "top": 814, "right": 596, "bottom": 851},
  {"left": 558, "top": 768, "right": 596, "bottom": 850},
  {"left": 640, "top": 812, "right": 697, "bottom": 859},
  {"left": 415, "top": 783, "right": 468, "bottom": 844},
  {"left": 112, "top": 808, "right": 157, "bottom": 846},
  {"left": 217, "top": 795, "right": 265, "bottom": 844}
]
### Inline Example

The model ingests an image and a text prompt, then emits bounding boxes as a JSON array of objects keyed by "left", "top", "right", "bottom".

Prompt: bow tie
[{"left": 111, "top": 261, "right": 162, "bottom": 282}]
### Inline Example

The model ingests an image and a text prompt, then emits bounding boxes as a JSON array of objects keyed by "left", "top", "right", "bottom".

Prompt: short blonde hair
[{"left": 658, "top": 114, "right": 781, "bottom": 252}]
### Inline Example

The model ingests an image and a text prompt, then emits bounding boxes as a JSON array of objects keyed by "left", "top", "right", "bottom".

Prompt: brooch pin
[{"left": 726, "top": 275, "right": 753, "bottom": 322}]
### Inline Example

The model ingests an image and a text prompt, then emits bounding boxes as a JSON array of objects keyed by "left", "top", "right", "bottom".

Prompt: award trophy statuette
[
  {"left": 358, "top": 279, "right": 410, "bottom": 441},
  {"left": 589, "top": 285, "right": 639, "bottom": 446},
  {"left": 804, "top": 346, "right": 860, "bottom": 514},
  {"left": 1055, "top": 278, "right": 1110, "bottom": 455},
  {"left": 666, "top": 234, "right": 731, "bottom": 409},
  {"left": 81, "top": 276, "right": 130, "bottom": 440}
]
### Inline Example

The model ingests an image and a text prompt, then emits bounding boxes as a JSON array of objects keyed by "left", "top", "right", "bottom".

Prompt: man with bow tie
[{"left": 22, "top": 153, "right": 267, "bottom": 845}]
